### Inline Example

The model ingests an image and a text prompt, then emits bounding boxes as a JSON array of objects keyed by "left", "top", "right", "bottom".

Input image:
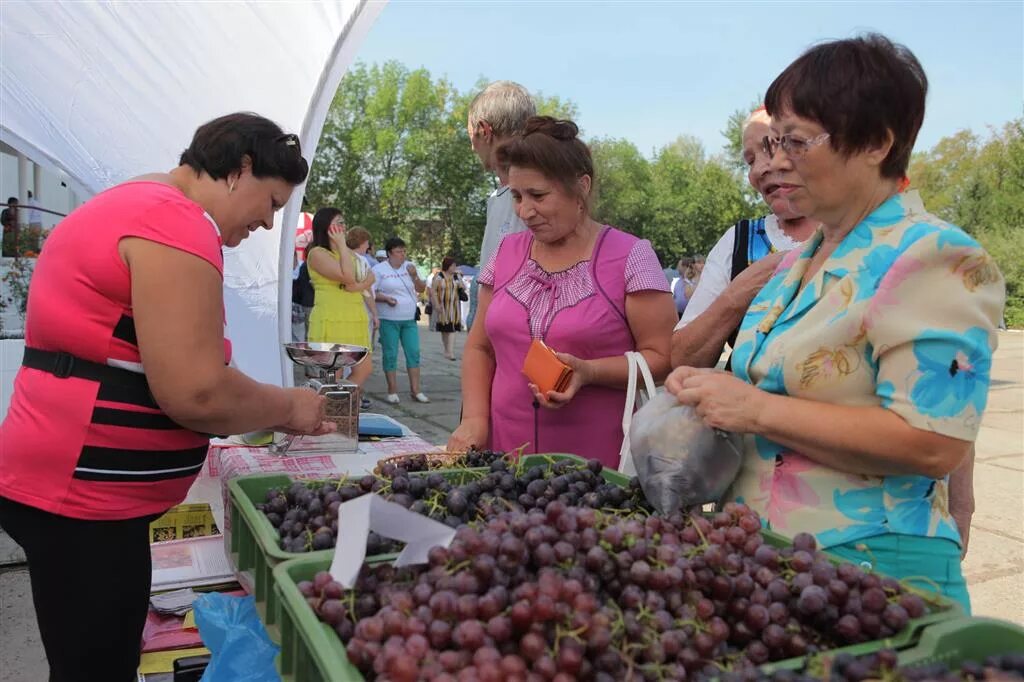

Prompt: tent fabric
[{"left": 0, "top": 0, "right": 384, "bottom": 385}]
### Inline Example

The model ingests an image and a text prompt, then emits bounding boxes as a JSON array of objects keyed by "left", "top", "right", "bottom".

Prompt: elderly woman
[
  {"left": 668, "top": 34, "right": 1004, "bottom": 612},
  {"left": 448, "top": 116, "right": 677, "bottom": 466},
  {"left": 672, "top": 107, "right": 819, "bottom": 369},
  {"left": 0, "top": 113, "right": 330, "bottom": 681}
]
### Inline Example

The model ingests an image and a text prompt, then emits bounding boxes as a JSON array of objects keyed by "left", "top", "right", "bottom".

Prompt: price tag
[{"left": 329, "top": 494, "right": 456, "bottom": 588}]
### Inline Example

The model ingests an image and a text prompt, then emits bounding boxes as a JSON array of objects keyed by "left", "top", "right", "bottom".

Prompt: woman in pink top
[
  {"left": 0, "top": 113, "right": 331, "bottom": 682},
  {"left": 448, "top": 117, "right": 677, "bottom": 466}
]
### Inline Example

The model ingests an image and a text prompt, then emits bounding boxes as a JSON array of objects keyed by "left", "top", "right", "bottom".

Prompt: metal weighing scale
[{"left": 269, "top": 342, "right": 369, "bottom": 456}]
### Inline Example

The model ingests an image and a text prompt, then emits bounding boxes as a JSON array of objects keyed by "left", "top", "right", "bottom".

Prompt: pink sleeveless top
[
  {"left": 0, "top": 182, "right": 231, "bottom": 520},
  {"left": 479, "top": 227, "right": 667, "bottom": 466}
]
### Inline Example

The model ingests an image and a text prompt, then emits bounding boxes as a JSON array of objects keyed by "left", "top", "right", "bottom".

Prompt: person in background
[
  {"left": 346, "top": 226, "right": 380, "bottom": 355},
  {"left": 425, "top": 266, "right": 440, "bottom": 331},
  {"left": 374, "top": 248, "right": 387, "bottom": 263},
  {"left": 672, "top": 106, "right": 819, "bottom": 371},
  {"left": 291, "top": 253, "right": 314, "bottom": 342},
  {"left": 466, "top": 81, "right": 536, "bottom": 330},
  {"left": 671, "top": 256, "right": 700, "bottom": 318},
  {"left": 667, "top": 35, "right": 1004, "bottom": 610},
  {"left": 373, "top": 237, "right": 429, "bottom": 404},
  {"left": 1, "top": 196, "right": 19, "bottom": 257},
  {"left": 448, "top": 117, "right": 677, "bottom": 466},
  {"left": 432, "top": 256, "right": 468, "bottom": 360},
  {"left": 26, "top": 190, "right": 43, "bottom": 229},
  {"left": 0, "top": 113, "right": 330, "bottom": 682},
  {"left": 305, "top": 209, "right": 376, "bottom": 407}
]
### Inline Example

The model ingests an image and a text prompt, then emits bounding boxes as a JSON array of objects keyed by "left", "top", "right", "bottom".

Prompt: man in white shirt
[
  {"left": 466, "top": 81, "right": 536, "bottom": 329},
  {"left": 671, "top": 108, "right": 817, "bottom": 370}
]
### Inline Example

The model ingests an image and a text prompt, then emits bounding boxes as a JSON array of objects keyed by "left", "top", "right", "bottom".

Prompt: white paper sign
[{"left": 329, "top": 494, "right": 457, "bottom": 588}]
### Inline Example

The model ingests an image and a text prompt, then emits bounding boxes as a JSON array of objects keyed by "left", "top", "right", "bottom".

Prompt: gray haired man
[{"left": 466, "top": 81, "right": 536, "bottom": 328}]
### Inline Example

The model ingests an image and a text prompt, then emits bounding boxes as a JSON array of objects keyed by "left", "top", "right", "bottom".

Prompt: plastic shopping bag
[
  {"left": 194, "top": 593, "right": 280, "bottom": 682},
  {"left": 628, "top": 392, "right": 744, "bottom": 514}
]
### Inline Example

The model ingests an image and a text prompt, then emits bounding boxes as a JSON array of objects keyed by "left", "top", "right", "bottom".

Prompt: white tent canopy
[{"left": 0, "top": 0, "right": 384, "bottom": 385}]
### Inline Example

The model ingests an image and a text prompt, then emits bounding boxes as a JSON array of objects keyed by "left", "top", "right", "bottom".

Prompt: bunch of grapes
[
  {"left": 258, "top": 476, "right": 414, "bottom": 554},
  {"left": 461, "top": 448, "right": 507, "bottom": 468},
  {"left": 814, "top": 648, "right": 1024, "bottom": 682},
  {"left": 300, "top": 502, "right": 938, "bottom": 681},
  {"left": 258, "top": 458, "right": 648, "bottom": 555}
]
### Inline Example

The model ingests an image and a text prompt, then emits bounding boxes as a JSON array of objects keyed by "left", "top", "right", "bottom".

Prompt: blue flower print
[
  {"left": 876, "top": 380, "right": 895, "bottom": 408},
  {"left": 910, "top": 327, "right": 992, "bottom": 419},
  {"left": 817, "top": 486, "right": 887, "bottom": 546},
  {"left": 884, "top": 477, "right": 958, "bottom": 540},
  {"left": 862, "top": 194, "right": 906, "bottom": 228},
  {"left": 854, "top": 246, "right": 900, "bottom": 302},
  {"left": 832, "top": 225, "right": 875, "bottom": 260}
]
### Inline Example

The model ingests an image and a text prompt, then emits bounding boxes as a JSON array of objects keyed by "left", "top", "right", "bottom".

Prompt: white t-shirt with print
[
  {"left": 372, "top": 260, "right": 420, "bottom": 321},
  {"left": 676, "top": 214, "right": 803, "bottom": 330}
]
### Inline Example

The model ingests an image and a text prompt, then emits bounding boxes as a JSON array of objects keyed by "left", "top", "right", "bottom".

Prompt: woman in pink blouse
[{"left": 448, "top": 117, "right": 677, "bottom": 466}]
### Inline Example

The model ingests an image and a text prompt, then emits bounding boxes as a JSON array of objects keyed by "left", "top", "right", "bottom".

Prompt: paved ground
[{"left": 1, "top": 326, "right": 1021, "bottom": 679}]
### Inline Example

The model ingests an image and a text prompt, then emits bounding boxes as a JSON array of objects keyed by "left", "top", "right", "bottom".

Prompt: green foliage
[
  {"left": 911, "top": 119, "right": 1024, "bottom": 326},
  {"left": 305, "top": 61, "right": 1021, "bottom": 329}
]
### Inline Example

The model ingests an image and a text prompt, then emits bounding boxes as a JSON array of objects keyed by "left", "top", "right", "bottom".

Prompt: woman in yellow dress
[{"left": 305, "top": 208, "right": 375, "bottom": 397}]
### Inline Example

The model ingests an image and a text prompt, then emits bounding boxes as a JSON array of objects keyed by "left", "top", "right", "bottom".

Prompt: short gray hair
[{"left": 468, "top": 81, "right": 536, "bottom": 138}]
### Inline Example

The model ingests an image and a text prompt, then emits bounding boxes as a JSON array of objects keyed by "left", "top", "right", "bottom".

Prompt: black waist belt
[{"left": 22, "top": 347, "right": 150, "bottom": 389}]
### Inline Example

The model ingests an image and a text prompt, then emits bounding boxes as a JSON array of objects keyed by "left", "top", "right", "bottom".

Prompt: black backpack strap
[
  {"left": 730, "top": 219, "right": 752, "bottom": 281},
  {"left": 724, "top": 219, "right": 753, "bottom": 371}
]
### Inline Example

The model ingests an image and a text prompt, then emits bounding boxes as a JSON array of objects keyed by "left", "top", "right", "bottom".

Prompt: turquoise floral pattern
[
  {"left": 726, "top": 191, "right": 1005, "bottom": 550},
  {"left": 910, "top": 327, "right": 992, "bottom": 419}
]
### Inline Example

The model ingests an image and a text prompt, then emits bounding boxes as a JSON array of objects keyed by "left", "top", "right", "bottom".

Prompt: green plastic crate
[
  {"left": 757, "top": 553, "right": 962, "bottom": 675},
  {"left": 897, "top": 616, "right": 1024, "bottom": 667},
  {"left": 272, "top": 539, "right": 960, "bottom": 681},
  {"left": 227, "top": 453, "right": 625, "bottom": 641}
]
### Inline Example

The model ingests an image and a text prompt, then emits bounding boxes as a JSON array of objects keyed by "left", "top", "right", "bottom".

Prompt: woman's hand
[
  {"left": 667, "top": 366, "right": 769, "bottom": 433},
  {"left": 529, "top": 353, "right": 592, "bottom": 409},
  {"left": 276, "top": 388, "right": 335, "bottom": 435},
  {"left": 406, "top": 263, "right": 418, "bottom": 278},
  {"left": 372, "top": 314, "right": 380, "bottom": 331},
  {"left": 448, "top": 417, "right": 489, "bottom": 452},
  {"left": 328, "top": 224, "right": 346, "bottom": 249}
]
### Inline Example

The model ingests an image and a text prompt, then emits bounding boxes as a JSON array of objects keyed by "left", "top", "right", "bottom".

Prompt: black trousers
[{"left": 0, "top": 496, "right": 158, "bottom": 682}]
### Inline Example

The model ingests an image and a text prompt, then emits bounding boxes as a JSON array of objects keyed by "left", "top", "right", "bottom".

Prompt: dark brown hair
[
  {"left": 764, "top": 33, "right": 927, "bottom": 179},
  {"left": 180, "top": 112, "right": 309, "bottom": 184},
  {"left": 305, "top": 207, "right": 342, "bottom": 260},
  {"left": 441, "top": 256, "right": 457, "bottom": 272},
  {"left": 496, "top": 116, "right": 594, "bottom": 202}
]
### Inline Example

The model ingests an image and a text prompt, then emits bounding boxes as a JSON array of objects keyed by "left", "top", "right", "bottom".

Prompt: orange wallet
[{"left": 522, "top": 339, "right": 574, "bottom": 395}]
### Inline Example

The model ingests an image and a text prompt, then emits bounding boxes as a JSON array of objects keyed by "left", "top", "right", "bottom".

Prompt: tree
[
  {"left": 590, "top": 137, "right": 653, "bottom": 239},
  {"left": 910, "top": 119, "right": 1024, "bottom": 326}
]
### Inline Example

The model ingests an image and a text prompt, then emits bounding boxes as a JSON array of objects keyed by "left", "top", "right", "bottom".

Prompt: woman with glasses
[
  {"left": 671, "top": 106, "right": 818, "bottom": 370},
  {"left": 668, "top": 34, "right": 1004, "bottom": 612},
  {"left": 305, "top": 211, "right": 377, "bottom": 406},
  {"left": 0, "top": 113, "right": 331, "bottom": 681}
]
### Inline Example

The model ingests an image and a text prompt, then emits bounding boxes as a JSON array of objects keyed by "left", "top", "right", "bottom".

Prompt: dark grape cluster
[
  {"left": 258, "top": 477, "right": 403, "bottom": 554},
  {"left": 300, "top": 503, "right": 939, "bottom": 681},
  {"left": 461, "top": 448, "right": 507, "bottom": 468},
  {"left": 820, "top": 648, "right": 1024, "bottom": 682},
  {"left": 258, "top": 458, "right": 648, "bottom": 555}
]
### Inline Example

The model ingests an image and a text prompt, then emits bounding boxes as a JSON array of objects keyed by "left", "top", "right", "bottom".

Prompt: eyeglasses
[{"left": 761, "top": 133, "right": 830, "bottom": 160}]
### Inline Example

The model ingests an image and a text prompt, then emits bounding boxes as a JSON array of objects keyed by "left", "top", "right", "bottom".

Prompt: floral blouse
[{"left": 728, "top": 191, "right": 1005, "bottom": 549}]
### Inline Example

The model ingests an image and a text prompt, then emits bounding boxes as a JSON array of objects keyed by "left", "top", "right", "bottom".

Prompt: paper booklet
[{"left": 150, "top": 536, "right": 235, "bottom": 593}]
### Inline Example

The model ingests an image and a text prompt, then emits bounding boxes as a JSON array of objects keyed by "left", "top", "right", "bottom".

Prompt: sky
[{"left": 356, "top": 0, "right": 1024, "bottom": 158}]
